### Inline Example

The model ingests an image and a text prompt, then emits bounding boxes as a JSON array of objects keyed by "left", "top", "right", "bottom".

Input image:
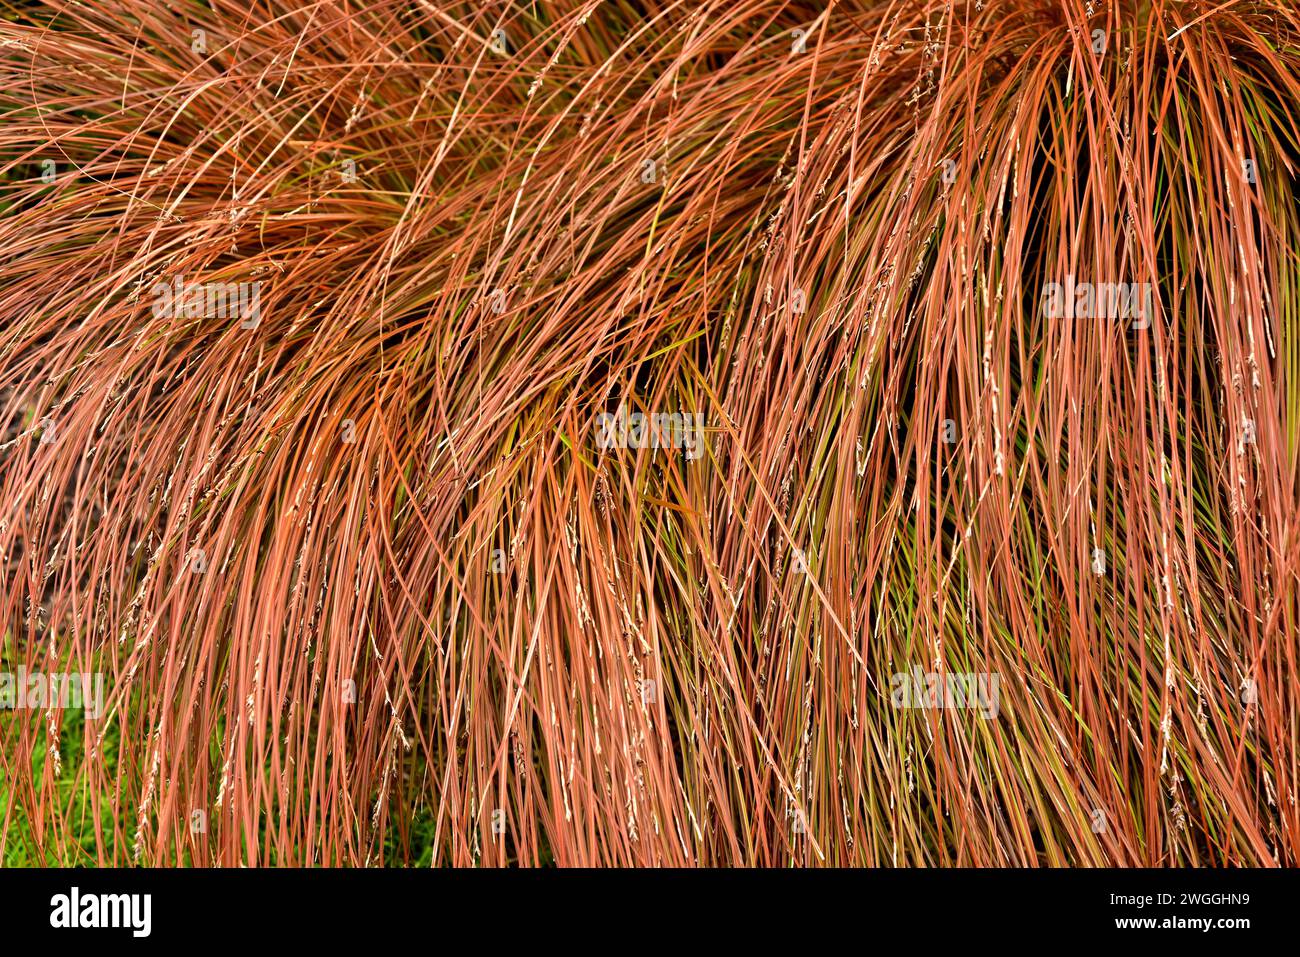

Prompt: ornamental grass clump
[{"left": 0, "top": 0, "right": 1297, "bottom": 866}]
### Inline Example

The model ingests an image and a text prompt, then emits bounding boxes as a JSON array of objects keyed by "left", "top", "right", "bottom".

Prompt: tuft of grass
[{"left": 1, "top": 0, "right": 1298, "bottom": 866}]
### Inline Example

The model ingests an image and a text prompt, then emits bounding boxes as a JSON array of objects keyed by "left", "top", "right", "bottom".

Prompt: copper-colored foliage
[{"left": 1, "top": 1, "right": 1297, "bottom": 866}]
